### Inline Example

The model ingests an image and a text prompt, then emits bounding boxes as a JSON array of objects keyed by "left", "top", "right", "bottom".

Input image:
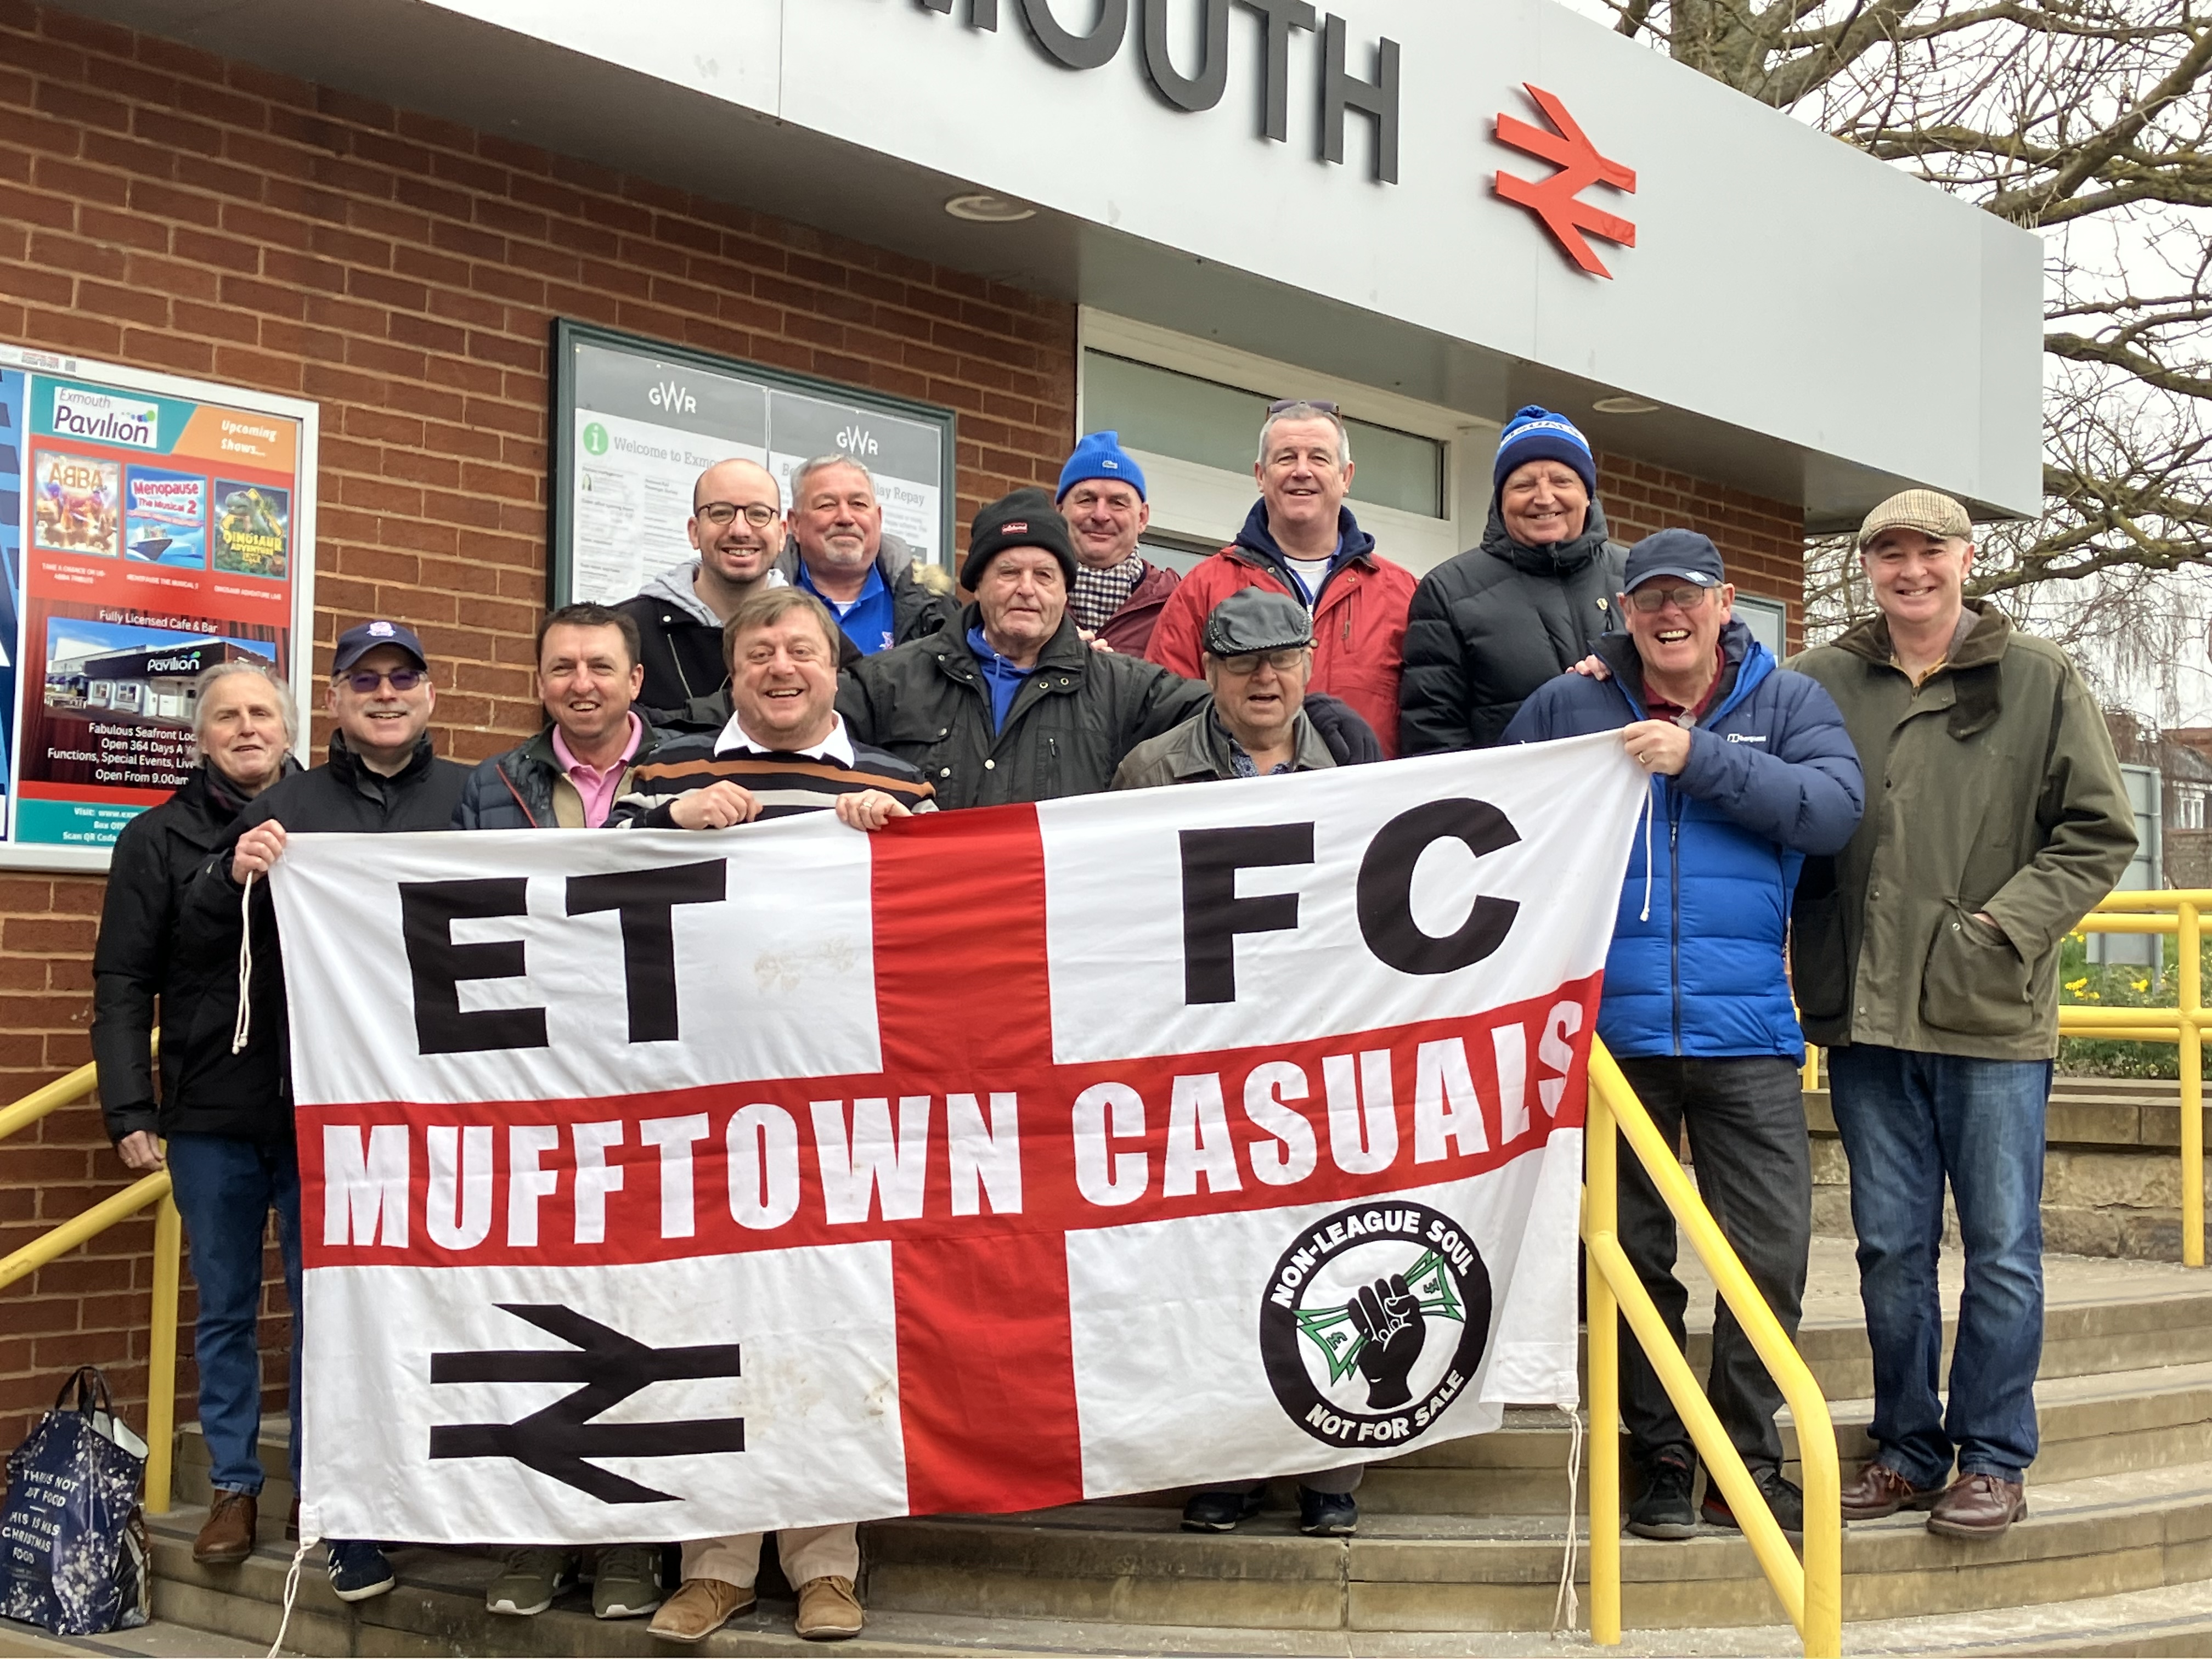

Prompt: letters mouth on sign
[{"left": 1259, "top": 1201, "right": 1492, "bottom": 1450}]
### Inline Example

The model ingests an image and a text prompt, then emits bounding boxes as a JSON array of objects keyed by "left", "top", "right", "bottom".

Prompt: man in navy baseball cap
[{"left": 330, "top": 617, "right": 429, "bottom": 675}]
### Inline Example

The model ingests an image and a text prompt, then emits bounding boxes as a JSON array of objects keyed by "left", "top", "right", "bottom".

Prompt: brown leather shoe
[
  {"left": 647, "top": 1577, "right": 755, "bottom": 1644},
  {"left": 1840, "top": 1462, "right": 1946, "bottom": 1520},
  {"left": 794, "top": 1575, "right": 865, "bottom": 1641},
  {"left": 193, "top": 1490, "right": 257, "bottom": 1564},
  {"left": 1927, "top": 1472, "right": 2027, "bottom": 1538}
]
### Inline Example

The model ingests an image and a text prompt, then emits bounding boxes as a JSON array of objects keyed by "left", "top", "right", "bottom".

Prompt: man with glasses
[
  {"left": 1113, "top": 589, "right": 1361, "bottom": 789},
  {"left": 775, "top": 455, "right": 957, "bottom": 657},
  {"left": 188, "top": 618, "right": 470, "bottom": 1605},
  {"left": 1504, "top": 531, "right": 1863, "bottom": 1546},
  {"left": 1792, "top": 492, "right": 2132, "bottom": 1540},
  {"left": 618, "top": 458, "right": 789, "bottom": 719},
  {"left": 1145, "top": 399, "right": 1416, "bottom": 757}
]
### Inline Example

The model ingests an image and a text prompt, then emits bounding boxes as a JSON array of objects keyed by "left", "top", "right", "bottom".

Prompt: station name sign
[{"left": 917, "top": 0, "right": 1400, "bottom": 183}]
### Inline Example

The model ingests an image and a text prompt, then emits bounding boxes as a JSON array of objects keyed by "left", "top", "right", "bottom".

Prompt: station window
[{"left": 1081, "top": 351, "right": 1446, "bottom": 521}]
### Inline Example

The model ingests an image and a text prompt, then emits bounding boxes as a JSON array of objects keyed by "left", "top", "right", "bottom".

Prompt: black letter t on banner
[
  {"left": 565, "top": 861, "right": 727, "bottom": 1043},
  {"left": 400, "top": 878, "right": 548, "bottom": 1055},
  {"left": 1180, "top": 823, "right": 1314, "bottom": 1004}
]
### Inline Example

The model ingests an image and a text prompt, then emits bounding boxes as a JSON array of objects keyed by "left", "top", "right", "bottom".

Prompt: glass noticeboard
[{"left": 549, "top": 321, "right": 958, "bottom": 607}]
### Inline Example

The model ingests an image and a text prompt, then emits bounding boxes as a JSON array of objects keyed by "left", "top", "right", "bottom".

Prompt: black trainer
[
  {"left": 1627, "top": 1453, "right": 1697, "bottom": 1539},
  {"left": 1181, "top": 1487, "right": 1265, "bottom": 1532},
  {"left": 1702, "top": 1469, "right": 1804, "bottom": 1544},
  {"left": 1296, "top": 1487, "right": 1358, "bottom": 1537}
]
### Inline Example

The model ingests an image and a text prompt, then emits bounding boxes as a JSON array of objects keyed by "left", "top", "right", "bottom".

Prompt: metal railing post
[
  {"left": 2184, "top": 902, "right": 2203, "bottom": 1269},
  {"left": 1584, "top": 1077, "right": 1622, "bottom": 1647},
  {"left": 143, "top": 1191, "right": 182, "bottom": 1515}
]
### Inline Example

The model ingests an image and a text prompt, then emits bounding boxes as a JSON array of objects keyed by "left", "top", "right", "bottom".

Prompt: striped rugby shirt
[{"left": 610, "top": 713, "right": 936, "bottom": 827}]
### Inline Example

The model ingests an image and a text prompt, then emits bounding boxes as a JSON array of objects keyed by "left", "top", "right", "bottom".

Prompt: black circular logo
[{"left": 1259, "top": 1201, "right": 1493, "bottom": 1451}]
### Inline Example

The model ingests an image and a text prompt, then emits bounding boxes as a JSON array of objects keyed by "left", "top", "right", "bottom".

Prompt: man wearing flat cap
[
  {"left": 1506, "top": 530, "right": 1863, "bottom": 1546},
  {"left": 1792, "top": 490, "right": 2133, "bottom": 1540},
  {"left": 1113, "top": 589, "right": 1369, "bottom": 788},
  {"left": 838, "top": 489, "right": 1210, "bottom": 809}
]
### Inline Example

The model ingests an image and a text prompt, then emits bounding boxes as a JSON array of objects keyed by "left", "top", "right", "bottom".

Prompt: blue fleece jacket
[{"left": 1502, "top": 620, "right": 1864, "bottom": 1060}]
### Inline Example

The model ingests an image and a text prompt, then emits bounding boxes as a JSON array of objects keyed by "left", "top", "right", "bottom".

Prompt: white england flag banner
[{"left": 271, "top": 735, "right": 1644, "bottom": 1544}]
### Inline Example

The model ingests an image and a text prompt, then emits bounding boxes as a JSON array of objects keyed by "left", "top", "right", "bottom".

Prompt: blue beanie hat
[
  {"left": 1493, "top": 405, "right": 1597, "bottom": 498},
  {"left": 1057, "top": 431, "right": 1147, "bottom": 503}
]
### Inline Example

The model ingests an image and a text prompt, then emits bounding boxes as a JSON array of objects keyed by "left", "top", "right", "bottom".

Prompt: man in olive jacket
[
  {"left": 839, "top": 489, "right": 1209, "bottom": 809},
  {"left": 1791, "top": 490, "right": 2134, "bottom": 1541}
]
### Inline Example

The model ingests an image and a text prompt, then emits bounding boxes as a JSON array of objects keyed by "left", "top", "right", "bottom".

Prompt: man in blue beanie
[
  {"left": 1056, "top": 431, "right": 1182, "bottom": 654},
  {"left": 1400, "top": 403, "right": 1627, "bottom": 752}
]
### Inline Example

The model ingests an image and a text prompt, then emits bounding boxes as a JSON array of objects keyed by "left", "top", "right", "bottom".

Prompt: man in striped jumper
[{"left": 611, "top": 585, "right": 934, "bottom": 837}]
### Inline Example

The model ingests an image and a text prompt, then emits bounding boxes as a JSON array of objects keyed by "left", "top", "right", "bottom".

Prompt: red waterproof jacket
[
  {"left": 1097, "top": 561, "right": 1182, "bottom": 656},
  {"left": 1146, "top": 502, "right": 1416, "bottom": 758}
]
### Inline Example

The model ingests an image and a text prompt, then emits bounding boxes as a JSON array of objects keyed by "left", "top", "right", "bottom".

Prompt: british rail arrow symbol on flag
[{"left": 1494, "top": 83, "right": 1638, "bottom": 278}]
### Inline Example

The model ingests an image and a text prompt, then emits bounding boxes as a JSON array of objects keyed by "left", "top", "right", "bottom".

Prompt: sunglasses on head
[
  {"left": 341, "top": 667, "right": 427, "bottom": 693},
  {"left": 1267, "top": 398, "right": 1339, "bottom": 415},
  {"left": 696, "top": 501, "right": 778, "bottom": 529}
]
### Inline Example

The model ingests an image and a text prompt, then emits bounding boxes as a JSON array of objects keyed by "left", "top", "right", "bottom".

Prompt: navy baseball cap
[
  {"left": 1622, "top": 528, "right": 1726, "bottom": 592},
  {"left": 331, "top": 619, "right": 428, "bottom": 674}
]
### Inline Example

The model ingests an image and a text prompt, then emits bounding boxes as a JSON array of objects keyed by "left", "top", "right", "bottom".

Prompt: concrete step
[{"left": 862, "top": 1453, "right": 2212, "bottom": 1634}]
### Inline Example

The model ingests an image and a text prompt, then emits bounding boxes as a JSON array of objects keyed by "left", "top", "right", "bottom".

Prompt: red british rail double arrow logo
[{"left": 1493, "top": 83, "right": 1638, "bottom": 279}]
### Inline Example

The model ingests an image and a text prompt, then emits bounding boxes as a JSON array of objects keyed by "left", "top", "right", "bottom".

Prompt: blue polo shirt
[
  {"left": 968, "top": 627, "right": 1038, "bottom": 732},
  {"left": 797, "top": 560, "right": 897, "bottom": 655}
]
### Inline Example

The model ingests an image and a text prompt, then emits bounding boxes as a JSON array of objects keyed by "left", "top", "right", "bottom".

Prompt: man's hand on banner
[
  {"left": 1621, "top": 719, "right": 1691, "bottom": 776},
  {"left": 1348, "top": 1273, "right": 1426, "bottom": 1410},
  {"left": 669, "top": 781, "right": 763, "bottom": 831},
  {"left": 833, "top": 789, "right": 913, "bottom": 832},
  {"left": 232, "top": 820, "right": 287, "bottom": 882}
]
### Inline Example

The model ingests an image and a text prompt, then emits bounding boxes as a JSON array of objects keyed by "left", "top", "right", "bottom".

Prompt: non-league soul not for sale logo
[{"left": 1261, "top": 1202, "right": 1493, "bottom": 1452}]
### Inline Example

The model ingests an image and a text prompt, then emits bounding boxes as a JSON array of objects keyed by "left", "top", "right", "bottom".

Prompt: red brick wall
[
  {"left": 0, "top": 0, "right": 1076, "bottom": 1453},
  {"left": 1600, "top": 453, "right": 1807, "bottom": 648}
]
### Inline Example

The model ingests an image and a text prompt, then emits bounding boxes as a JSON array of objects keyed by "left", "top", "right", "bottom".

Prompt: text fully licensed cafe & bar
[{"left": 0, "top": 0, "right": 2036, "bottom": 1442}]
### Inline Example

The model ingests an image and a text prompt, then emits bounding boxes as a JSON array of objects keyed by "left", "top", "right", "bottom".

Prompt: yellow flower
[
  {"left": 2066, "top": 977, "right": 2089, "bottom": 992},
  {"left": 2135, "top": 978, "right": 2152, "bottom": 992}
]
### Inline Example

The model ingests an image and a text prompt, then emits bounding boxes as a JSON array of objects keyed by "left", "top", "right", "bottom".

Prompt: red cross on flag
[{"left": 273, "top": 736, "right": 1645, "bottom": 1545}]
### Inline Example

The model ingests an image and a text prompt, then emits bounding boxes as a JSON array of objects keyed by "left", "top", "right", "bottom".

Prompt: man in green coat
[
  {"left": 838, "top": 489, "right": 1209, "bottom": 808},
  {"left": 1791, "top": 490, "right": 2134, "bottom": 1540}
]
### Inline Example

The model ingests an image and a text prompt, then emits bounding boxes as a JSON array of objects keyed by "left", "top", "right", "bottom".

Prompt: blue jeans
[
  {"left": 1826, "top": 1045, "right": 2049, "bottom": 1485},
  {"left": 166, "top": 1132, "right": 302, "bottom": 1497}
]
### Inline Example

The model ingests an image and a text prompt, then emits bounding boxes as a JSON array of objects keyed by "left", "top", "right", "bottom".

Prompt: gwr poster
[{"left": 0, "top": 343, "right": 317, "bottom": 860}]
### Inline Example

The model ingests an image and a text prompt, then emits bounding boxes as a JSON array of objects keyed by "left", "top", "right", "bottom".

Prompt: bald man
[{"left": 617, "top": 458, "right": 789, "bottom": 718}]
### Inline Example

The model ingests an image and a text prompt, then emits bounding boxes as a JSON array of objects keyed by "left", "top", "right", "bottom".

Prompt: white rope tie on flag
[
  {"left": 1550, "top": 1403, "right": 1585, "bottom": 1635},
  {"left": 230, "top": 872, "right": 255, "bottom": 1054},
  {"left": 1637, "top": 781, "right": 1656, "bottom": 923},
  {"left": 264, "top": 1536, "right": 308, "bottom": 1658}
]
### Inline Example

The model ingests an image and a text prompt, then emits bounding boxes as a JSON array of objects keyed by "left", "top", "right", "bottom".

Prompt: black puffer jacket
[
  {"left": 91, "top": 761, "right": 300, "bottom": 1144},
  {"left": 452, "top": 723, "right": 670, "bottom": 828},
  {"left": 1398, "top": 503, "right": 1627, "bottom": 754},
  {"left": 179, "top": 733, "right": 470, "bottom": 1086},
  {"left": 838, "top": 606, "right": 1211, "bottom": 809}
]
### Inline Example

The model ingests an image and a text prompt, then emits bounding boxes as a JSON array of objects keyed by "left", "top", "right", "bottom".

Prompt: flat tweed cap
[{"left": 1858, "top": 489, "right": 1972, "bottom": 548}]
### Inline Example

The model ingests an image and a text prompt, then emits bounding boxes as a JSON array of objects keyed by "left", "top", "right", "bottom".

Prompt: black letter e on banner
[
  {"left": 1180, "top": 823, "right": 1314, "bottom": 1004},
  {"left": 566, "top": 861, "right": 727, "bottom": 1043},
  {"left": 401, "top": 878, "right": 547, "bottom": 1054}
]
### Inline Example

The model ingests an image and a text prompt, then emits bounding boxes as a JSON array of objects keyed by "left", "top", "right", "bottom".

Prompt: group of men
[{"left": 90, "top": 395, "right": 2134, "bottom": 1642}]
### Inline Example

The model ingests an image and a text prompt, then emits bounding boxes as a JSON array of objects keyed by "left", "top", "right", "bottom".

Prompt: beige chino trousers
[{"left": 680, "top": 1524, "right": 859, "bottom": 1591}]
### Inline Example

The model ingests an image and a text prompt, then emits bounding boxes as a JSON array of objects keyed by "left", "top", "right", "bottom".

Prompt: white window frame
[{"left": 1076, "top": 310, "right": 1496, "bottom": 578}]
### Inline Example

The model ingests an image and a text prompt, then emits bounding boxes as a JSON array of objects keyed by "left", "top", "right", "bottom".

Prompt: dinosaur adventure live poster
[{"left": 0, "top": 343, "right": 316, "bottom": 858}]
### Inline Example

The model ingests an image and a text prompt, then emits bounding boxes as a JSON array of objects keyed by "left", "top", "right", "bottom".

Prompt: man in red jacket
[
  {"left": 1144, "top": 400, "right": 1415, "bottom": 757},
  {"left": 1057, "top": 430, "right": 1181, "bottom": 654}
]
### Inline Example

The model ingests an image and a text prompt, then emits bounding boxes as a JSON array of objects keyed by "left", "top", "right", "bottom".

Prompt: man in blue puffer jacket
[{"left": 1504, "top": 529, "right": 1863, "bottom": 1545}]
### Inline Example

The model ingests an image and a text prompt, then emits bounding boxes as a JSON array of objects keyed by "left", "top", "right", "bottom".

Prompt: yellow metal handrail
[
  {"left": 2059, "top": 889, "right": 2208, "bottom": 1267},
  {"left": 1584, "top": 1037, "right": 1843, "bottom": 1657},
  {"left": 0, "top": 1053, "right": 180, "bottom": 1514}
]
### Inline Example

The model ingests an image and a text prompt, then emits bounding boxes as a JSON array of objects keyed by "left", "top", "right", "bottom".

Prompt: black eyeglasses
[
  {"left": 1267, "top": 398, "right": 1339, "bottom": 415},
  {"left": 1626, "top": 584, "right": 1714, "bottom": 614},
  {"left": 341, "top": 667, "right": 427, "bottom": 693},
  {"left": 696, "top": 501, "right": 779, "bottom": 528},
  {"left": 1212, "top": 647, "right": 1311, "bottom": 675}
]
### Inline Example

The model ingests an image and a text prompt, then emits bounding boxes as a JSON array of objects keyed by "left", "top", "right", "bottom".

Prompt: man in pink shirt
[{"left": 454, "top": 602, "right": 664, "bottom": 831}]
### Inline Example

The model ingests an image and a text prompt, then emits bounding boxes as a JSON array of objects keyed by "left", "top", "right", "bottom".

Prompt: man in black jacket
[
  {"left": 92, "top": 660, "right": 300, "bottom": 1568},
  {"left": 1399, "top": 405, "right": 1626, "bottom": 753},
  {"left": 617, "top": 458, "right": 788, "bottom": 718},
  {"left": 454, "top": 603, "right": 665, "bottom": 831},
  {"left": 839, "top": 490, "right": 1209, "bottom": 808},
  {"left": 189, "top": 618, "right": 468, "bottom": 1605}
]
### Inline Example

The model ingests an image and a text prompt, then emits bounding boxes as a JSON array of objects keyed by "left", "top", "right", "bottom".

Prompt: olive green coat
[{"left": 1788, "top": 601, "right": 2134, "bottom": 1060}]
